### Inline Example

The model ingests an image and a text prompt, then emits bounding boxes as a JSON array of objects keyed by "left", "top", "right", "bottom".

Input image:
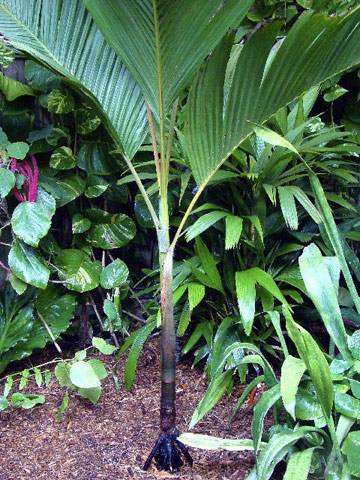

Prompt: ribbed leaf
[
  {"left": 0, "top": 0, "right": 147, "bottom": 158},
  {"left": 278, "top": 186, "right": 298, "bottom": 230},
  {"left": 83, "top": 0, "right": 253, "bottom": 117},
  {"left": 299, "top": 244, "right": 352, "bottom": 361},
  {"left": 186, "top": 8, "right": 360, "bottom": 187},
  {"left": 225, "top": 216, "right": 243, "bottom": 250}
]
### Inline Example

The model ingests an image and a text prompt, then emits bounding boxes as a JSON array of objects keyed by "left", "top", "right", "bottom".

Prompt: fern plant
[{"left": 2, "top": 0, "right": 360, "bottom": 471}]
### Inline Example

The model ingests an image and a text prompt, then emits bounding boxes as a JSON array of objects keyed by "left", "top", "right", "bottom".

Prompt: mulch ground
[{"left": 0, "top": 338, "right": 275, "bottom": 480}]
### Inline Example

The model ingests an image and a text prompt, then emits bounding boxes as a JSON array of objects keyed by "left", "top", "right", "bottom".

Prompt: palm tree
[{"left": 1, "top": 0, "right": 360, "bottom": 471}]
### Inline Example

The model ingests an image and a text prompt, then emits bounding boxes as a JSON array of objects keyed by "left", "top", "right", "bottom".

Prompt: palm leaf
[
  {"left": 82, "top": 0, "right": 254, "bottom": 119},
  {"left": 0, "top": 0, "right": 147, "bottom": 159},
  {"left": 186, "top": 8, "right": 360, "bottom": 187}
]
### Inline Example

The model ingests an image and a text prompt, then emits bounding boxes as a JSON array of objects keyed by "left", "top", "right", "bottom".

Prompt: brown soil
[{"left": 0, "top": 338, "right": 274, "bottom": 480}]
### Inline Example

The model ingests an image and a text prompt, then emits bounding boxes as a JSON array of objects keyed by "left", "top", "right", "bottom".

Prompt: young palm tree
[{"left": 1, "top": 0, "right": 360, "bottom": 471}]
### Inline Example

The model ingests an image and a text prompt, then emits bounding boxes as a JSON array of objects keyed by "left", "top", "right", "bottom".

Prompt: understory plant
[
  {"left": 2, "top": 0, "right": 360, "bottom": 472},
  {"left": 180, "top": 243, "right": 360, "bottom": 479}
]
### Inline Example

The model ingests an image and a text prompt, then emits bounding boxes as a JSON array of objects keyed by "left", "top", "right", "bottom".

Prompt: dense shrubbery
[{"left": 1, "top": 0, "right": 360, "bottom": 477}]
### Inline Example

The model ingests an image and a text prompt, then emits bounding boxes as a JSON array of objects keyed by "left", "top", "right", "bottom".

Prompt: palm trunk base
[{"left": 142, "top": 428, "right": 193, "bottom": 472}]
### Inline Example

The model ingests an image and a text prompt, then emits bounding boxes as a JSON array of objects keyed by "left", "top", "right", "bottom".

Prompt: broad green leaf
[
  {"left": 77, "top": 386, "right": 101, "bottom": 404},
  {"left": 284, "top": 307, "right": 333, "bottom": 419},
  {"left": 177, "top": 433, "right": 259, "bottom": 452},
  {"left": 76, "top": 108, "right": 101, "bottom": 135},
  {"left": 252, "top": 384, "right": 281, "bottom": 456},
  {"left": 40, "top": 172, "right": 85, "bottom": 207},
  {"left": 335, "top": 393, "right": 360, "bottom": 420},
  {"left": 186, "top": 9, "right": 360, "bottom": 188},
  {"left": 100, "top": 259, "right": 129, "bottom": 290},
  {"left": 348, "top": 331, "right": 360, "bottom": 360},
  {"left": 7, "top": 142, "right": 29, "bottom": 160},
  {"left": 46, "top": 89, "right": 74, "bottom": 114},
  {"left": 283, "top": 448, "right": 316, "bottom": 480},
  {"left": 342, "top": 431, "right": 360, "bottom": 478},
  {"left": 92, "top": 336, "right": 118, "bottom": 355},
  {"left": 50, "top": 146, "right": 76, "bottom": 170},
  {"left": 0, "top": 72, "right": 36, "bottom": 101},
  {"left": 280, "top": 355, "right": 306, "bottom": 419},
  {"left": 11, "top": 189, "right": 56, "bottom": 247},
  {"left": 11, "top": 392, "right": 45, "bottom": 409},
  {"left": 9, "top": 274, "right": 27, "bottom": 295},
  {"left": 85, "top": 175, "right": 108, "bottom": 198},
  {"left": 187, "top": 283, "right": 205, "bottom": 311},
  {"left": 225, "top": 216, "right": 243, "bottom": 250},
  {"left": 86, "top": 213, "right": 136, "bottom": 250},
  {"left": 189, "top": 369, "right": 234, "bottom": 429},
  {"left": 88, "top": 359, "right": 108, "bottom": 380},
  {"left": 0, "top": 168, "right": 15, "bottom": 197},
  {"left": 69, "top": 361, "right": 100, "bottom": 389},
  {"left": 83, "top": 0, "right": 254, "bottom": 118},
  {"left": 0, "top": 0, "right": 147, "bottom": 159},
  {"left": 24, "top": 60, "right": 61, "bottom": 90},
  {"left": 236, "top": 270, "right": 256, "bottom": 336},
  {"left": 8, "top": 242, "right": 50, "bottom": 288},
  {"left": 308, "top": 172, "right": 360, "bottom": 314},
  {"left": 299, "top": 244, "right": 352, "bottom": 360},
  {"left": 77, "top": 142, "right": 118, "bottom": 175},
  {"left": 55, "top": 249, "right": 101, "bottom": 293},
  {"left": 72, "top": 213, "right": 91, "bottom": 234}
]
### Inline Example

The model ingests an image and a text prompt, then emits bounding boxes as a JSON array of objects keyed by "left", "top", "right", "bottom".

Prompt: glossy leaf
[
  {"left": 177, "top": 433, "right": 259, "bottom": 452},
  {"left": 86, "top": 213, "right": 136, "bottom": 250},
  {"left": 299, "top": 244, "right": 352, "bottom": 360},
  {"left": 50, "top": 146, "right": 76, "bottom": 170},
  {"left": 55, "top": 249, "right": 101, "bottom": 293},
  {"left": 39, "top": 172, "right": 85, "bottom": 207},
  {"left": 69, "top": 361, "right": 100, "bottom": 389},
  {"left": 8, "top": 243, "right": 50, "bottom": 289},
  {"left": 100, "top": 259, "right": 129, "bottom": 290},
  {"left": 77, "top": 142, "right": 118, "bottom": 175},
  {"left": 11, "top": 189, "right": 56, "bottom": 247},
  {"left": 342, "top": 431, "right": 360, "bottom": 478},
  {"left": 0, "top": 167, "right": 15, "bottom": 197}
]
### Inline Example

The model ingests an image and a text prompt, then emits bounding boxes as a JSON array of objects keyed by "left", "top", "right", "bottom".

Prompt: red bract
[{"left": 11, "top": 154, "right": 38, "bottom": 203}]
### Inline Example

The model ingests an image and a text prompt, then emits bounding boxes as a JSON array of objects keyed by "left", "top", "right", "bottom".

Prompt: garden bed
[{"left": 0, "top": 338, "right": 273, "bottom": 480}]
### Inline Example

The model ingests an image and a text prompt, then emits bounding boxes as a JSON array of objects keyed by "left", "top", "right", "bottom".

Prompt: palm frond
[{"left": 0, "top": 0, "right": 147, "bottom": 158}]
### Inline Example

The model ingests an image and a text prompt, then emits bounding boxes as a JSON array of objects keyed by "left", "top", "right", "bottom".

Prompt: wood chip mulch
[{"left": 0, "top": 338, "right": 274, "bottom": 480}]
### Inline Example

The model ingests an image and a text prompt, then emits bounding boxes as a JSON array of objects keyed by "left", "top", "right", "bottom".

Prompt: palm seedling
[{"left": 2, "top": 0, "right": 360, "bottom": 471}]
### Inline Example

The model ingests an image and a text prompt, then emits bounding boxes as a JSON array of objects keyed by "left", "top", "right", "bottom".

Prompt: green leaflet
[
  {"left": 236, "top": 267, "right": 288, "bottom": 335},
  {"left": 185, "top": 211, "right": 227, "bottom": 241},
  {"left": 280, "top": 355, "right": 306, "bottom": 419},
  {"left": 225, "top": 216, "right": 243, "bottom": 250}
]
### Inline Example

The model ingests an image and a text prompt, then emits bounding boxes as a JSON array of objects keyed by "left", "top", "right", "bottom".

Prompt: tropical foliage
[{"left": 0, "top": 0, "right": 360, "bottom": 477}]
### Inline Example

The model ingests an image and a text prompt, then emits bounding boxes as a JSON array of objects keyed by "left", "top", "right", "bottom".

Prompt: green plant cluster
[{"left": 1, "top": 0, "right": 360, "bottom": 477}]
